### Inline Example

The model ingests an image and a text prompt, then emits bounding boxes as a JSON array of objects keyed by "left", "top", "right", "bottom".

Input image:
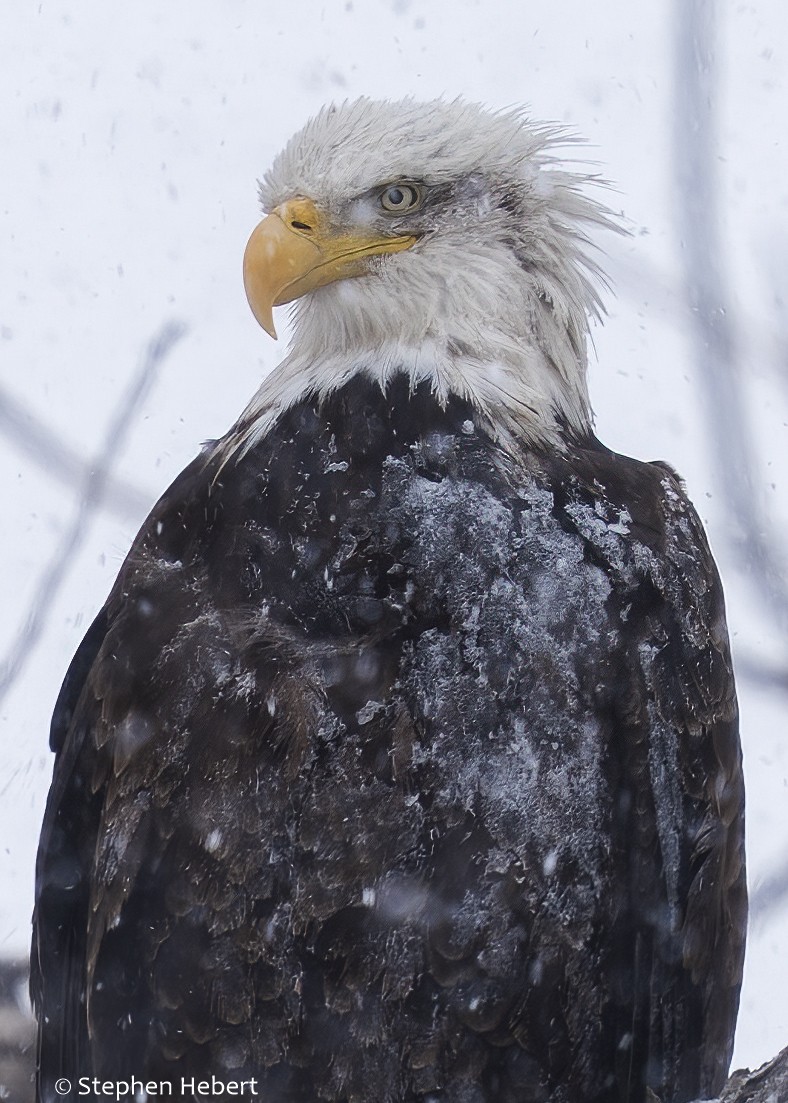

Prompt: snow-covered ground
[{"left": 2, "top": 0, "right": 786, "bottom": 1075}]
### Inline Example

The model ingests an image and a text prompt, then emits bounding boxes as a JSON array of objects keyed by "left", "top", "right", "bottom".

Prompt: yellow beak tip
[
  {"left": 244, "top": 295, "right": 278, "bottom": 340},
  {"left": 242, "top": 198, "right": 417, "bottom": 338}
]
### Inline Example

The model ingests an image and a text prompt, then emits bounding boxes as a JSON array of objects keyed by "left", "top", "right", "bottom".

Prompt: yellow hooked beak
[{"left": 242, "top": 197, "right": 417, "bottom": 338}]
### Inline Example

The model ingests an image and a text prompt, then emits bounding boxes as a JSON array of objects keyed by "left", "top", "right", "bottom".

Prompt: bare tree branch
[
  {"left": 0, "top": 321, "right": 186, "bottom": 706},
  {"left": 749, "top": 855, "right": 788, "bottom": 928},
  {"left": 0, "top": 383, "right": 152, "bottom": 521},
  {"left": 605, "top": 246, "right": 783, "bottom": 380},
  {"left": 733, "top": 653, "right": 788, "bottom": 696},
  {"left": 672, "top": 0, "right": 788, "bottom": 636}
]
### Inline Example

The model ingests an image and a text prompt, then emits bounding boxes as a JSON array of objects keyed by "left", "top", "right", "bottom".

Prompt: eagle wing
[
  {"left": 30, "top": 454, "right": 245, "bottom": 1092},
  {"left": 558, "top": 446, "right": 747, "bottom": 1101},
  {"left": 31, "top": 605, "right": 109, "bottom": 1091}
]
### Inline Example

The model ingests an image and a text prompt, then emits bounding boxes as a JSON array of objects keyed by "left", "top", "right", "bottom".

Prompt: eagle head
[{"left": 239, "top": 98, "right": 618, "bottom": 450}]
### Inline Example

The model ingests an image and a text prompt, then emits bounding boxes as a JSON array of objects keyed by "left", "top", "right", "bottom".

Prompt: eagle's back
[{"left": 32, "top": 375, "right": 745, "bottom": 1103}]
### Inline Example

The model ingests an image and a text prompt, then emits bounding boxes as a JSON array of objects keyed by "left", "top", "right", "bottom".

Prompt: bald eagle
[{"left": 32, "top": 99, "right": 746, "bottom": 1103}]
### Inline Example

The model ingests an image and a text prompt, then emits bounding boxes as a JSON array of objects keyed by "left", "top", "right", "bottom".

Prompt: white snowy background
[{"left": 2, "top": 0, "right": 787, "bottom": 1078}]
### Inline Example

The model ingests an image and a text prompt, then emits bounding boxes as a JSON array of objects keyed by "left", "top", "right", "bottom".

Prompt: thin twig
[
  {"left": 0, "top": 321, "right": 186, "bottom": 705},
  {"left": 0, "top": 382, "right": 152, "bottom": 520}
]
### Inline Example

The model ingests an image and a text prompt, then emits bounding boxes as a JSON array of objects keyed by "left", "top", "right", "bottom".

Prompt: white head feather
[{"left": 229, "top": 97, "right": 619, "bottom": 455}]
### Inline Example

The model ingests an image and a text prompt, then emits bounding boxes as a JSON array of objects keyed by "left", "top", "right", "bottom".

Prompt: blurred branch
[
  {"left": 734, "top": 652, "right": 788, "bottom": 695},
  {"left": 0, "top": 959, "right": 34, "bottom": 1103},
  {"left": 606, "top": 244, "right": 783, "bottom": 379},
  {"left": 0, "top": 382, "right": 152, "bottom": 521},
  {"left": 749, "top": 855, "right": 788, "bottom": 928},
  {"left": 672, "top": 0, "right": 788, "bottom": 636},
  {"left": 0, "top": 321, "right": 186, "bottom": 706}
]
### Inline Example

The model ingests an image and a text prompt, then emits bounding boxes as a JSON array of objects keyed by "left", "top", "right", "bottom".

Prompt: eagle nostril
[{"left": 290, "top": 220, "right": 313, "bottom": 232}]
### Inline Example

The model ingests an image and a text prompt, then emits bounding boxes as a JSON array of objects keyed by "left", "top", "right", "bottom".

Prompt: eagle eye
[{"left": 380, "top": 183, "right": 424, "bottom": 214}]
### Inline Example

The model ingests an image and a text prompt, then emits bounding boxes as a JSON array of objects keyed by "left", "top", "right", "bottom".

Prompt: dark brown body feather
[{"left": 32, "top": 375, "right": 746, "bottom": 1102}]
